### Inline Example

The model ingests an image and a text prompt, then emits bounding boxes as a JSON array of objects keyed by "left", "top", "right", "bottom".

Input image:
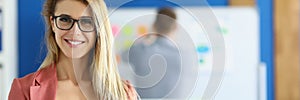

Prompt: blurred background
[{"left": 0, "top": 0, "right": 299, "bottom": 100}]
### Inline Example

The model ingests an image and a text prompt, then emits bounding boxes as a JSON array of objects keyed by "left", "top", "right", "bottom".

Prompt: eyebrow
[{"left": 55, "top": 14, "right": 92, "bottom": 19}]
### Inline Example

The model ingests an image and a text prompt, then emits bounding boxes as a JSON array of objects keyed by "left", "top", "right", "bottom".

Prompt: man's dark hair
[{"left": 153, "top": 7, "right": 177, "bottom": 34}]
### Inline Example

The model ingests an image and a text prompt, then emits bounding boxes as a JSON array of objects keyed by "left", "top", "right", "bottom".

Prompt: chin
[
  {"left": 65, "top": 52, "right": 86, "bottom": 59},
  {"left": 60, "top": 46, "right": 93, "bottom": 60}
]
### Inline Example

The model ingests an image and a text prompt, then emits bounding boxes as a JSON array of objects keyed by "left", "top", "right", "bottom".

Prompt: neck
[
  {"left": 166, "top": 31, "right": 176, "bottom": 40},
  {"left": 56, "top": 52, "right": 90, "bottom": 85}
]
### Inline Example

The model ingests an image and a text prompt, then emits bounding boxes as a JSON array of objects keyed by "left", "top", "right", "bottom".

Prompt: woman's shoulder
[
  {"left": 14, "top": 65, "right": 54, "bottom": 85},
  {"left": 12, "top": 72, "right": 36, "bottom": 89},
  {"left": 8, "top": 65, "right": 56, "bottom": 99},
  {"left": 123, "top": 80, "right": 139, "bottom": 100},
  {"left": 8, "top": 71, "right": 36, "bottom": 99},
  {"left": 17, "top": 71, "right": 36, "bottom": 81},
  {"left": 10, "top": 66, "right": 48, "bottom": 91}
]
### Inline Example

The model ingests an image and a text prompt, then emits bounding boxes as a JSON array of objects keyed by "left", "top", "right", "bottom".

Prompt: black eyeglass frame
[{"left": 52, "top": 15, "right": 95, "bottom": 32}]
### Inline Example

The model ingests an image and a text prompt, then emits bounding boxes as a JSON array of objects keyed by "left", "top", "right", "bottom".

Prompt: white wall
[
  {"left": 1, "top": 0, "right": 18, "bottom": 99},
  {"left": 0, "top": 0, "right": 2, "bottom": 8}
]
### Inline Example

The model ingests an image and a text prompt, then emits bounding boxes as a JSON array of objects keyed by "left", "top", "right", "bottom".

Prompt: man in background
[{"left": 128, "top": 7, "right": 182, "bottom": 99}]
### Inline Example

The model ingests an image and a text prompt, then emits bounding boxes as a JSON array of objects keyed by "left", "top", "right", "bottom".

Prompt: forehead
[{"left": 55, "top": 0, "right": 91, "bottom": 18}]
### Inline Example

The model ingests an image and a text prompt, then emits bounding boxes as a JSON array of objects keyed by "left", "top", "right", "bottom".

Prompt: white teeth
[{"left": 68, "top": 40, "right": 83, "bottom": 45}]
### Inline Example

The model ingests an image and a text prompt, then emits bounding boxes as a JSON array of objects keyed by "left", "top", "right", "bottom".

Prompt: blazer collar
[{"left": 30, "top": 64, "right": 57, "bottom": 100}]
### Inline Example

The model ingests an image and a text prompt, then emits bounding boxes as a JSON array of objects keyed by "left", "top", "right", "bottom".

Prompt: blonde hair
[{"left": 41, "top": 0, "right": 128, "bottom": 99}]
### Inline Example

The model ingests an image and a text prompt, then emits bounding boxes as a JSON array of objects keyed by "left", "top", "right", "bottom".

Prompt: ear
[{"left": 49, "top": 16, "right": 55, "bottom": 31}]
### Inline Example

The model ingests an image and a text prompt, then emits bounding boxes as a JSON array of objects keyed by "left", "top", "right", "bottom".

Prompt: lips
[{"left": 64, "top": 39, "right": 85, "bottom": 47}]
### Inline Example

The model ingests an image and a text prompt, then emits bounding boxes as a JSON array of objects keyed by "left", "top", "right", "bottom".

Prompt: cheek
[
  {"left": 54, "top": 33, "right": 62, "bottom": 49},
  {"left": 53, "top": 29, "right": 66, "bottom": 45},
  {"left": 88, "top": 33, "right": 97, "bottom": 46}
]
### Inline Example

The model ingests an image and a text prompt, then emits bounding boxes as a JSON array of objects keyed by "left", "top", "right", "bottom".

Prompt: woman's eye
[
  {"left": 59, "top": 17, "right": 72, "bottom": 23},
  {"left": 81, "top": 19, "right": 93, "bottom": 25}
]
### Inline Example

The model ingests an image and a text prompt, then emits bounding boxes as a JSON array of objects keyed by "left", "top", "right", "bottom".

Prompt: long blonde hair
[{"left": 41, "top": 0, "right": 128, "bottom": 99}]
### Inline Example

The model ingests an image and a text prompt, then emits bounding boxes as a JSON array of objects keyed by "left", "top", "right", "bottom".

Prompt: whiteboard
[{"left": 110, "top": 7, "right": 262, "bottom": 99}]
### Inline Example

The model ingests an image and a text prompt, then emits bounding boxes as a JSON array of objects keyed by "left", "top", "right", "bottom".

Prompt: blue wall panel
[
  {"left": 257, "top": 0, "right": 274, "bottom": 100},
  {"left": 18, "top": 0, "right": 46, "bottom": 77},
  {"left": 0, "top": 9, "right": 2, "bottom": 51}
]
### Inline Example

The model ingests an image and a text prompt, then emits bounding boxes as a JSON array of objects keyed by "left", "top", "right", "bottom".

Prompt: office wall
[
  {"left": 17, "top": 0, "right": 228, "bottom": 80},
  {"left": 17, "top": 0, "right": 274, "bottom": 99},
  {"left": 1, "top": 0, "right": 18, "bottom": 99}
]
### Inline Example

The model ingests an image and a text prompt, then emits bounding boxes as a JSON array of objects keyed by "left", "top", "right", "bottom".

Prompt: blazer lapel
[
  {"left": 29, "top": 85, "right": 41, "bottom": 100},
  {"left": 30, "top": 64, "right": 57, "bottom": 100}
]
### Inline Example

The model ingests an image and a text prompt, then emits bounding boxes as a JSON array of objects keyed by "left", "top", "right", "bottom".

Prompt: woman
[{"left": 8, "top": 0, "right": 138, "bottom": 100}]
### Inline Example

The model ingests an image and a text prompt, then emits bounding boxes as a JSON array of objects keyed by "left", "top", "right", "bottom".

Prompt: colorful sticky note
[
  {"left": 218, "top": 26, "right": 229, "bottom": 35},
  {"left": 196, "top": 45, "right": 209, "bottom": 54},
  {"left": 122, "top": 25, "right": 134, "bottom": 36},
  {"left": 138, "top": 25, "right": 147, "bottom": 36},
  {"left": 124, "top": 40, "right": 134, "bottom": 49},
  {"left": 116, "top": 54, "right": 121, "bottom": 64},
  {"left": 112, "top": 25, "right": 120, "bottom": 37},
  {"left": 199, "top": 58, "right": 205, "bottom": 64}
]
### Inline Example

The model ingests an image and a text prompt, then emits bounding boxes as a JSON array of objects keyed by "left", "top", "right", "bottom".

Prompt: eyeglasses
[{"left": 52, "top": 14, "right": 95, "bottom": 32}]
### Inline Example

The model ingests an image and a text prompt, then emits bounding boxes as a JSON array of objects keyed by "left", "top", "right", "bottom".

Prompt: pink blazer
[{"left": 8, "top": 64, "right": 137, "bottom": 100}]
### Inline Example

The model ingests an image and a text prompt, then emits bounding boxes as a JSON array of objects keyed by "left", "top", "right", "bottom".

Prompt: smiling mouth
[{"left": 64, "top": 39, "right": 85, "bottom": 47}]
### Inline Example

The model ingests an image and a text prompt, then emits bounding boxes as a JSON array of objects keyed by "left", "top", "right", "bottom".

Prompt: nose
[{"left": 70, "top": 22, "right": 81, "bottom": 35}]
